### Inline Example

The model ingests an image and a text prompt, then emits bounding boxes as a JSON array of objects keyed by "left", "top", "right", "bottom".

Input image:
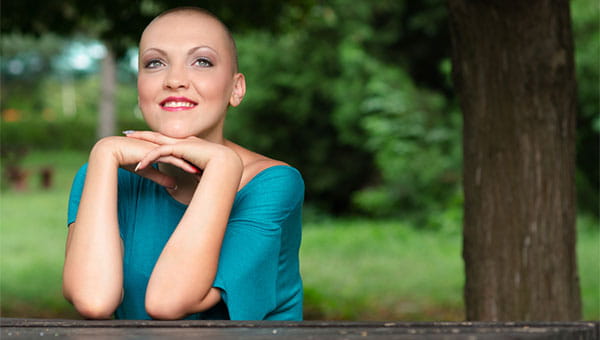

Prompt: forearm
[
  {"left": 145, "top": 149, "right": 243, "bottom": 319},
  {"left": 63, "top": 140, "right": 123, "bottom": 318}
]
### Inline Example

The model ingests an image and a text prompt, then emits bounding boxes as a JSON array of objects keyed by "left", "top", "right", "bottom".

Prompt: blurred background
[{"left": 1, "top": 0, "right": 598, "bottom": 320}]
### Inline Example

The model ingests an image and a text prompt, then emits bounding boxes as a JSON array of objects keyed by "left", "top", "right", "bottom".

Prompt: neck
[{"left": 198, "top": 121, "right": 226, "bottom": 145}]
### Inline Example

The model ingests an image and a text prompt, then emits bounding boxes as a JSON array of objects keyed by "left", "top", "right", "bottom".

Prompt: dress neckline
[{"left": 159, "top": 165, "right": 294, "bottom": 208}]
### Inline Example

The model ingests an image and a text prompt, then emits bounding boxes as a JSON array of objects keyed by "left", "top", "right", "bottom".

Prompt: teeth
[{"left": 163, "top": 101, "right": 195, "bottom": 108}]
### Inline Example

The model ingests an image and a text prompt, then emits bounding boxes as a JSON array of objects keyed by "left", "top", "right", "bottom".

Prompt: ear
[{"left": 229, "top": 73, "right": 246, "bottom": 107}]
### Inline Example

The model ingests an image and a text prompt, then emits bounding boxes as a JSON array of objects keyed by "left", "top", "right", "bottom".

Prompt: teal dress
[{"left": 67, "top": 164, "right": 304, "bottom": 320}]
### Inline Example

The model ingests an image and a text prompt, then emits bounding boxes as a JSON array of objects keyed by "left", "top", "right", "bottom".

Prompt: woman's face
[{"left": 137, "top": 12, "right": 244, "bottom": 141}]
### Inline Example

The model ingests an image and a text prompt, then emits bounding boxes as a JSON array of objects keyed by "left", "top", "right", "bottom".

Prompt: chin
[
  {"left": 160, "top": 130, "right": 195, "bottom": 139},
  {"left": 150, "top": 121, "right": 221, "bottom": 141},
  {"left": 152, "top": 124, "right": 196, "bottom": 138}
]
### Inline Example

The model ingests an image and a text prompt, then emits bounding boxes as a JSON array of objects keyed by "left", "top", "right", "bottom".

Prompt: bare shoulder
[
  {"left": 226, "top": 141, "right": 290, "bottom": 190},
  {"left": 239, "top": 156, "right": 289, "bottom": 189}
]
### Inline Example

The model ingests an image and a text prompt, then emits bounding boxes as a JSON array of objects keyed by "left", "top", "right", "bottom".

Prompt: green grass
[
  {"left": 577, "top": 215, "right": 600, "bottom": 320},
  {"left": 301, "top": 220, "right": 464, "bottom": 320},
  {"left": 1, "top": 149, "right": 87, "bottom": 318},
  {"left": 302, "top": 218, "right": 600, "bottom": 321},
  {"left": 1, "top": 150, "right": 598, "bottom": 320}
]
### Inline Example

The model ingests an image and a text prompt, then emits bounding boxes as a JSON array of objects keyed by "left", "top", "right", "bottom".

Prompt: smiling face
[{"left": 137, "top": 10, "right": 245, "bottom": 141}]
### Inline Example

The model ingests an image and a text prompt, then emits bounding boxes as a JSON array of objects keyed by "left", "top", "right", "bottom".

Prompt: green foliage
[
  {"left": 1, "top": 73, "right": 147, "bottom": 156},
  {"left": 352, "top": 61, "right": 462, "bottom": 223},
  {"left": 572, "top": 0, "right": 600, "bottom": 123},
  {"left": 227, "top": 25, "right": 376, "bottom": 213},
  {"left": 226, "top": 0, "right": 457, "bottom": 217},
  {"left": 1, "top": 0, "right": 314, "bottom": 57},
  {"left": 1, "top": 121, "right": 94, "bottom": 153},
  {"left": 571, "top": 0, "right": 600, "bottom": 216},
  {"left": 1, "top": 0, "right": 596, "bottom": 218}
]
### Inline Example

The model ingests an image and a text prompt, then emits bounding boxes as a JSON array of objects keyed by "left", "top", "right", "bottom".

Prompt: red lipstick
[{"left": 160, "top": 97, "right": 198, "bottom": 111}]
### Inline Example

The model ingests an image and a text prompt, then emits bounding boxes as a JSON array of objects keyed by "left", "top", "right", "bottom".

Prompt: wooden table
[{"left": 1, "top": 318, "right": 598, "bottom": 339}]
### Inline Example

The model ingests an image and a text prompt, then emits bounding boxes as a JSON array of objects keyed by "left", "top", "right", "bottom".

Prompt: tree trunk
[
  {"left": 447, "top": 0, "right": 581, "bottom": 320},
  {"left": 97, "top": 45, "right": 116, "bottom": 139}
]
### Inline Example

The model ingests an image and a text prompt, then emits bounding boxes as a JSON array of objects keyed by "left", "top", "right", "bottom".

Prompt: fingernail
[
  {"left": 122, "top": 130, "right": 135, "bottom": 135},
  {"left": 134, "top": 162, "right": 141, "bottom": 172},
  {"left": 168, "top": 184, "right": 178, "bottom": 190}
]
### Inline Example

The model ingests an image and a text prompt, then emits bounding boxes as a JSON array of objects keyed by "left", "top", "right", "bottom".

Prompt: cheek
[
  {"left": 195, "top": 73, "right": 232, "bottom": 100},
  {"left": 137, "top": 76, "right": 160, "bottom": 130},
  {"left": 137, "top": 76, "right": 156, "bottom": 105}
]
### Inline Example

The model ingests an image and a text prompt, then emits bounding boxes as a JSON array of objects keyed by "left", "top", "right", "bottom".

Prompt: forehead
[{"left": 140, "top": 12, "right": 231, "bottom": 52}]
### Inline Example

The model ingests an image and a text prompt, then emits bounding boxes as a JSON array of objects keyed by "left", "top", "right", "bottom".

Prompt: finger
[
  {"left": 135, "top": 145, "right": 200, "bottom": 174},
  {"left": 156, "top": 156, "right": 201, "bottom": 174},
  {"left": 124, "top": 131, "right": 179, "bottom": 145},
  {"left": 135, "top": 144, "right": 176, "bottom": 171}
]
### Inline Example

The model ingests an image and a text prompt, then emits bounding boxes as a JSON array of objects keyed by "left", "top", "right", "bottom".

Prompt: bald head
[{"left": 140, "top": 7, "right": 239, "bottom": 73}]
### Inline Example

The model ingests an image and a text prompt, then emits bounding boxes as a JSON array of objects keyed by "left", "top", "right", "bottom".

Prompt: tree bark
[
  {"left": 447, "top": 0, "right": 581, "bottom": 320},
  {"left": 97, "top": 45, "right": 116, "bottom": 139}
]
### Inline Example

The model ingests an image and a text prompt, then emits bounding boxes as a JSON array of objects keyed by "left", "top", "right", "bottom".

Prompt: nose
[{"left": 163, "top": 65, "right": 189, "bottom": 89}]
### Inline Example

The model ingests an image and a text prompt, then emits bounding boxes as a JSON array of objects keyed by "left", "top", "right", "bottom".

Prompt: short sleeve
[
  {"left": 212, "top": 166, "right": 304, "bottom": 320},
  {"left": 67, "top": 164, "right": 89, "bottom": 226}
]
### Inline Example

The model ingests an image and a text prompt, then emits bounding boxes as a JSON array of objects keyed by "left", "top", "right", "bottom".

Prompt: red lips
[{"left": 160, "top": 97, "right": 198, "bottom": 111}]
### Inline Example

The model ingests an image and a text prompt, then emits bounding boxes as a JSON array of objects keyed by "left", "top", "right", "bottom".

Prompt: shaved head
[{"left": 141, "top": 7, "right": 239, "bottom": 73}]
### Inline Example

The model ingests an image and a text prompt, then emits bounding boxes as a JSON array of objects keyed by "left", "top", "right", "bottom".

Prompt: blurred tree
[
  {"left": 448, "top": 0, "right": 581, "bottom": 320},
  {"left": 1, "top": 0, "right": 312, "bottom": 138},
  {"left": 227, "top": 1, "right": 458, "bottom": 215},
  {"left": 2, "top": 0, "right": 456, "bottom": 214},
  {"left": 0, "top": 34, "right": 66, "bottom": 121},
  {"left": 571, "top": 0, "right": 599, "bottom": 217},
  {"left": 2, "top": 0, "right": 594, "bottom": 219},
  {"left": 2, "top": 0, "right": 148, "bottom": 138}
]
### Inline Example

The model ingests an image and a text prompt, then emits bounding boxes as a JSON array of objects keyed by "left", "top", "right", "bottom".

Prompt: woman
[{"left": 63, "top": 7, "right": 304, "bottom": 321}]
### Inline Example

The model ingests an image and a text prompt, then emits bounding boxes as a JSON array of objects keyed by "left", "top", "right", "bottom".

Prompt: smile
[{"left": 160, "top": 97, "right": 198, "bottom": 111}]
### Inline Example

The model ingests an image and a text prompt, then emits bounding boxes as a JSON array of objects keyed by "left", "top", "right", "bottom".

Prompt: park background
[{"left": 0, "top": 0, "right": 598, "bottom": 320}]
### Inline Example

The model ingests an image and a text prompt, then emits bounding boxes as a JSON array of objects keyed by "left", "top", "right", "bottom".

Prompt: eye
[
  {"left": 193, "top": 57, "right": 213, "bottom": 68},
  {"left": 144, "top": 59, "right": 165, "bottom": 69}
]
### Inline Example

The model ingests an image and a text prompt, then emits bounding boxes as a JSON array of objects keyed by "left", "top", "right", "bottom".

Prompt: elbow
[
  {"left": 70, "top": 296, "right": 117, "bottom": 320},
  {"left": 145, "top": 289, "right": 221, "bottom": 320},
  {"left": 63, "top": 285, "right": 119, "bottom": 320},
  {"left": 145, "top": 296, "right": 188, "bottom": 320}
]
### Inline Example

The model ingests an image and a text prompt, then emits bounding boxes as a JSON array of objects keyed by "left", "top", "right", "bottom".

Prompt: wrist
[
  {"left": 206, "top": 146, "right": 243, "bottom": 173},
  {"left": 89, "top": 137, "right": 122, "bottom": 168}
]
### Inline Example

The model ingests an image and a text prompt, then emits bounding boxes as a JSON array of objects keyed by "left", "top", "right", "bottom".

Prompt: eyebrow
[{"left": 140, "top": 46, "right": 219, "bottom": 59}]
